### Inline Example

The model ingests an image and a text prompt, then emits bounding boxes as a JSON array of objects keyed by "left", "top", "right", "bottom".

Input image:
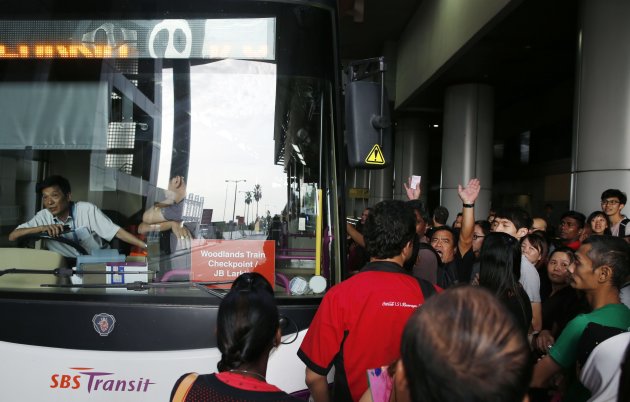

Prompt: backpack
[
  {"left": 171, "top": 373, "right": 198, "bottom": 402},
  {"left": 618, "top": 217, "right": 630, "bottom": 237},
  {"left": 415, "top": 276, "right": 437, "bottom": 299}
]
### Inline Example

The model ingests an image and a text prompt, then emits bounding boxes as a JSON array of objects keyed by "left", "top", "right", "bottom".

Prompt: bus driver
[{"left": 8, "top": 175, "right": 147, "bottom": 258}]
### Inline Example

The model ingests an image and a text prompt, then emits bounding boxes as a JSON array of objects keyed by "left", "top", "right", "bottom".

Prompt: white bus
[{"left": 0, "top": 0, "right": 354, "bottom": 399}]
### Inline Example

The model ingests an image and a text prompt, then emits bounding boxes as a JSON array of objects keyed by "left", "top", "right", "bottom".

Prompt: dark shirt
[
  {"left": 171, "top": 373, "right": 300, "bottom": 402},
  {"left": 542, "top": 286, "right": 589, "bottom": 337},
  {"left": 438, "top": 248, "right": 474, "bottom": 288}
]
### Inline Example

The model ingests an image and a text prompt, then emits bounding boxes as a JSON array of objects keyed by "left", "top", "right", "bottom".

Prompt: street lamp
[
  {"left": 226, "top": 179, "right": 246, "bottom": 237},
  {"left": 222, "top": 181, "right": 229, "bottom": 222}
]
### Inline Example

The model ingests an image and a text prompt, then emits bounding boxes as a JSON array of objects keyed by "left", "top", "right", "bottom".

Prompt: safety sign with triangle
[{"left": 365, "top": 144, "right": 385, "bottom": 165}]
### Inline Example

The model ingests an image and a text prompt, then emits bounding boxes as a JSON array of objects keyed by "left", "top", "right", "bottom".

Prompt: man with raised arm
[
  {"left": 138, "top": 175, "right": 192, "bottom": 244},
  {"left": 8, "top": 175, "right": 146, "bottom": 257},
  {"left": 138, "top": 174, "right": 194, "bottom": 270},
  {"left": 404, "top": 178, "right": 480, "bottom": 288}
]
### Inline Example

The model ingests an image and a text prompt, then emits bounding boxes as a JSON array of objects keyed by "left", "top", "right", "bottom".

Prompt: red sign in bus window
[{"left": 191, "top": 240, "right": 275, "bottom": 288}]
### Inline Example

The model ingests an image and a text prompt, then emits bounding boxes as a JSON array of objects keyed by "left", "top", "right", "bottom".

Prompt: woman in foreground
[
  {"left": 171, "top": 272, "right": 300, "bottom": 402},
  {"left": 361, "top": 286, "right": 532, "bottom": 402}
]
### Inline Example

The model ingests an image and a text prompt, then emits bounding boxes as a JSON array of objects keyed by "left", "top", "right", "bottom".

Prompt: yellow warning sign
[{"left": 365, "top": 144, "right": 385, "bottom": 165}]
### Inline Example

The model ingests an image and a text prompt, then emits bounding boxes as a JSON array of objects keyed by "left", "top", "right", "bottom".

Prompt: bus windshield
[{"left": 0, "top": 5, "right": 340, "bottom": 299}]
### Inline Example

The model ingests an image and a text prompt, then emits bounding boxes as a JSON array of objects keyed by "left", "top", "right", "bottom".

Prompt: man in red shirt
[{"left": 297, "top": 199, "right": 439, "bottom": 401}]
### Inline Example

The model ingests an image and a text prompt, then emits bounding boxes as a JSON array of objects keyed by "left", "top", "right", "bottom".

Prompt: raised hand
[
  {"left": 457, "top": 178, "right": 481, "bottom": 205},
  {"left": 403, "top": 176, "right": 422, "bottom": 200}
]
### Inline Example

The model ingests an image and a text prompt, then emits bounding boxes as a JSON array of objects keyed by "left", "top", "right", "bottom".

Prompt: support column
[
  {"left": 440, "top": 84, "right": 493, "bottom": 222},
  {"left": 393, "top": 115, "right": 430, "bottom": 204},
  {"left": 572, "top": 0, "right": 630, "bottom": 213},
  {"left": 344, "top": 166, "right": 393, "bottom": 212}
]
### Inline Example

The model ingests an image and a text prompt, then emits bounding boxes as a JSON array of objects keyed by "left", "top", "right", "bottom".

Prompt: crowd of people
[
  {"left": 171, "top": 180, "right": 629, "bottom": 402},
  {"left": 326, "top": 181, "right": 630, "bottom": 402}
]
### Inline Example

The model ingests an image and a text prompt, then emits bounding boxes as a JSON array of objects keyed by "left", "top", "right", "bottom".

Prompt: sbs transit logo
[{"left": 50, "top": 367, "right": 155, "bottom": 394}]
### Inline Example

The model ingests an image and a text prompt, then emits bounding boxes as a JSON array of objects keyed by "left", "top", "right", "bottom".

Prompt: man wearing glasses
[{"left": 600, "top": 189, "right": 630, "bottom": 237}]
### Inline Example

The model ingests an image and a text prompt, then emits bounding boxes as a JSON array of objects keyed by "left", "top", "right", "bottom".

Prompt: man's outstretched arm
[{"left": 115, "top": 227, "right": 147, "bottom": 250}]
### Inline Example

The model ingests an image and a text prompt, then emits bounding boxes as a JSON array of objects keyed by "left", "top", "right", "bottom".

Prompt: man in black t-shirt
[{"left": 429, "top": 179, "right": 480, "bottom": 288}]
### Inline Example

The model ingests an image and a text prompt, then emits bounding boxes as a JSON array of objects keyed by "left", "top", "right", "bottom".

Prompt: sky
[{"left": 157, "top": 59, "right": 287, "bottom": 222}]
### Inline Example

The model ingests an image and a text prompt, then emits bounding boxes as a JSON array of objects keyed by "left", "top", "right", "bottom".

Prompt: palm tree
[
  {"left": 244, "top": 191, "right": 253, "bottom": 225},
  {"left": 253, "top": 184, "right": 262, "bottom": 219}
]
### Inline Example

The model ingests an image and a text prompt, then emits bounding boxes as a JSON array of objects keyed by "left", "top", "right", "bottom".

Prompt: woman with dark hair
[
  {"left": 521, "top": 232, "right": 549, "bottom": 269},
  {"left": 171, "top": 272, "right": 300, "bottom": 402},
  {"left": 521, "top": 232, "right": 551, "bottom": 300},
  {"left": 472, "top": 220, "right": 491, "bottom": 259},
  {"left": 586, "top": 210, "right": 611, "bottom": 236},
  {"left": 532, "top": 247, "right": 588, "bottom": 356},
  {"left": 394, "top": 286, "right": 532, "bottom": 402},
  {"left": 479, "top": 232, "right": 532, "bottom": 335},
  {"left": 469, "top": 220, "right": 491, "bottom": 284}
]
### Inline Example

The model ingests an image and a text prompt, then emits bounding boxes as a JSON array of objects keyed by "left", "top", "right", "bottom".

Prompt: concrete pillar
[
  {"left": 571, "top": 0, "right": 630, "bottom": 213},
  {"left": 393, "top": 116, "right": 430, "bottom": 204},
  {"left": 440, "top": 84, "right": 494, "bottom": 222},
  {"left": 344, "top": 165, "right": 393, "bottom": 213}
]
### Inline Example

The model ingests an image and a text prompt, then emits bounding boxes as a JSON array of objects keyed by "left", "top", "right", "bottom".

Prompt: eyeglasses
[
  {"left": 472, "top": 234, "right": 485, "bottom": 240},
  {"left": 601, "top": 199, "right": 620, "bottom": 206}
]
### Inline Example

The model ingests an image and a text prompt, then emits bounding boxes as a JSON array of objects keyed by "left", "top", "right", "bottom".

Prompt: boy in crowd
[
  {"left": 600, "top": 189, "right": 630, "bottom": 237},
  {"left": 558, "top": 210, "right": 586, "bottom": 250}
]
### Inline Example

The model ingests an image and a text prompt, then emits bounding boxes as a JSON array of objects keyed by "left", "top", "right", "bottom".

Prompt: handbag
[{"left": 171, "top": 372, "right": 199, "bottom": 402}]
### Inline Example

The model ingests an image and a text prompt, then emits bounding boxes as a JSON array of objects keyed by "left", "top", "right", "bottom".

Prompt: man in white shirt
[{"left": 9, "top": 175, "right": 146, "bottom": 258}]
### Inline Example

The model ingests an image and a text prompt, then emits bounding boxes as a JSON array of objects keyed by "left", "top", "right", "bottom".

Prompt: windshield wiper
[
  {"left": 0, "top": 267, "right": 231, "bottom": 298},
  {"left": 0, "top": 267, "right": 74, "bottom": 277},
  {"left": 40, "top": 280, "right": 232, "bottom": 298},
  {"left": 0, "top": 267, "right": 152, "bottom": 278}
]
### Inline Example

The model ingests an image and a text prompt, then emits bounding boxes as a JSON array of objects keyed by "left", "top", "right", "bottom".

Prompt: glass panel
[{"left": 0, "top": 10, "right": 336, "bottom": 299}]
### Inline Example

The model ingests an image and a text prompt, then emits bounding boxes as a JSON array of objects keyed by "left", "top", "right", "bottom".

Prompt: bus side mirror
[{"left": 345, "top": 57, "right": 392, "bottom": 169}]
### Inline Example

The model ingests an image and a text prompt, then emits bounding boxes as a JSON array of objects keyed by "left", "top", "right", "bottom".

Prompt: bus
[{"left": 0, "top": 0, "right": 355, "bottom": 400}]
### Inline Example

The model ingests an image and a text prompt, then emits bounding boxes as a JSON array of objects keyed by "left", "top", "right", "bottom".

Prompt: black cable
[{"left": 279, "top": 314, "right": 299, "bottom": 345}]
